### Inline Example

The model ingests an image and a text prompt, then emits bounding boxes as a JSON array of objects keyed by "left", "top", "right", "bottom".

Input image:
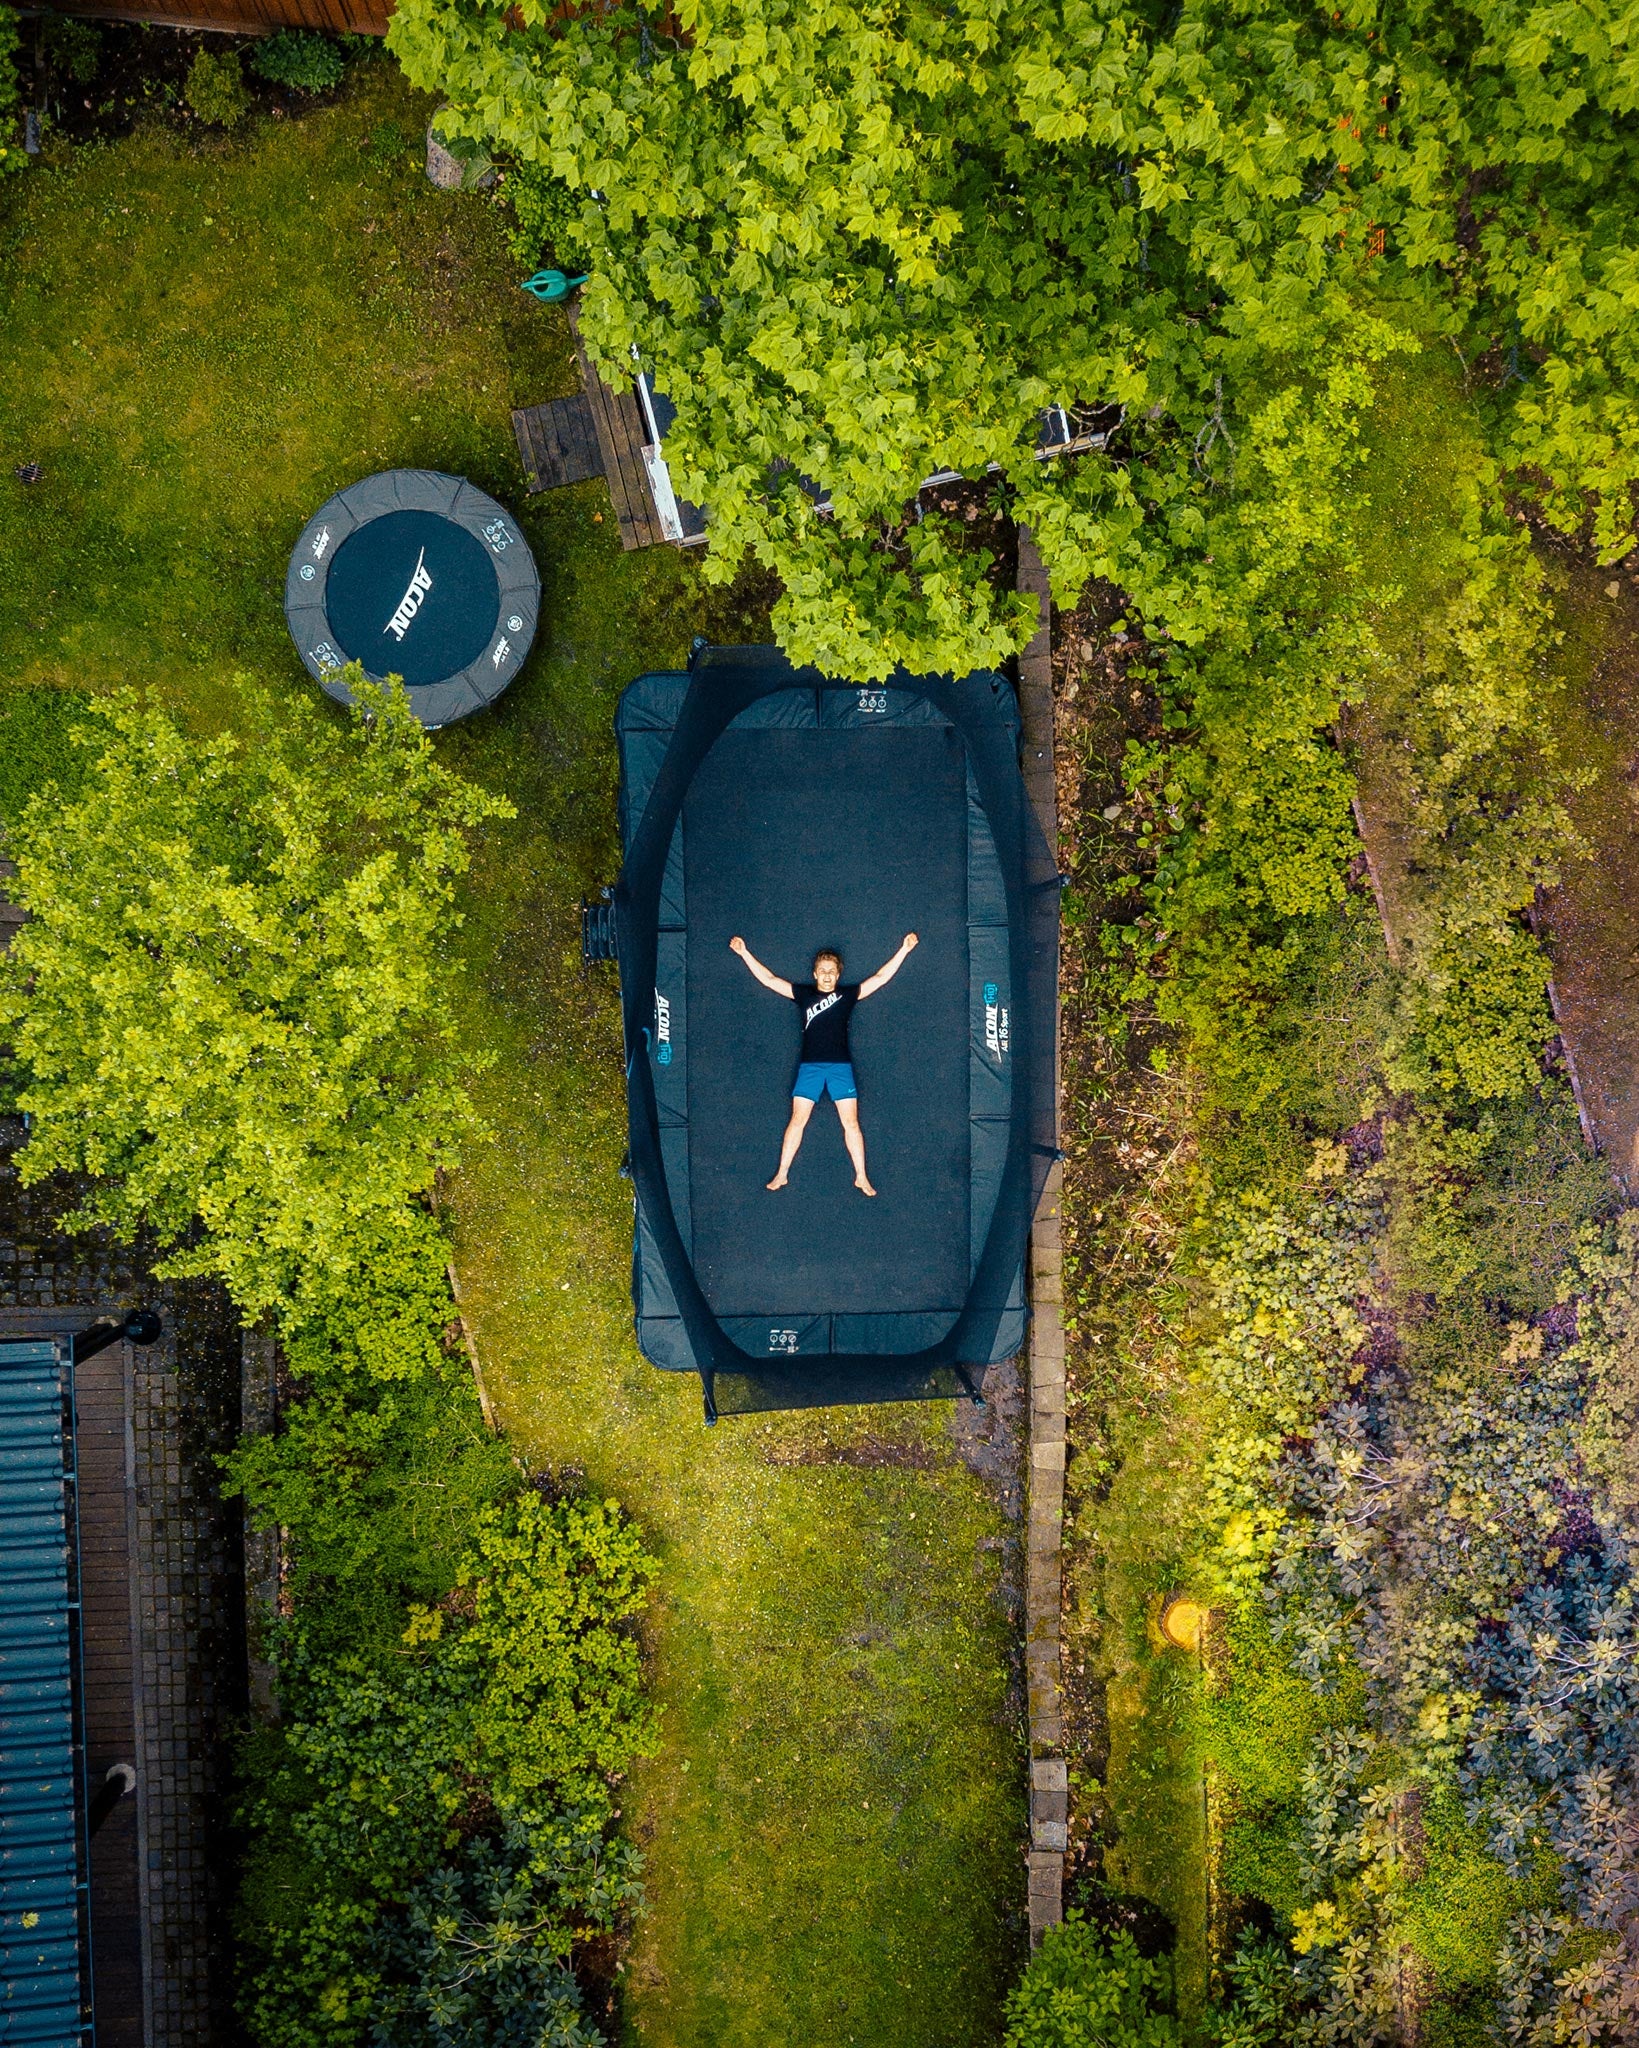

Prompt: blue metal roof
[{"left": 0, "top": 1340, "right": 88, "bottom": 2047}]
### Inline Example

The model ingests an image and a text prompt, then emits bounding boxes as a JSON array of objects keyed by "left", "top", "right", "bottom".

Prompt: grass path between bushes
[{"left": 0, "top": 65, "right": 1025, "bottom": 2048}]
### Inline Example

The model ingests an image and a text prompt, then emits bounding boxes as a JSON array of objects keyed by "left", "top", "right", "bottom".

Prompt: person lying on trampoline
[{"left": 729, "top": 933, "right": 919, "bottom": 1198}]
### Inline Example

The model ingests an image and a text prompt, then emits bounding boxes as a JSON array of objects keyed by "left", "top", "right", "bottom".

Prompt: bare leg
[
  {"left": 837, "top": 1099, "right": 875, "bottom": 1196},
  {"left": 768, "top": 1097, "right": 814, "bottom": 1190}
]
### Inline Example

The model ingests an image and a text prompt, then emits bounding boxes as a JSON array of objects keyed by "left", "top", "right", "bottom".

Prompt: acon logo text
[
  {"left": 383, "top": 549, "right": 433, "bottom": 642},
  {"left": 654, "top": 990, "right": 673, "bottom": 1065},
  {"left": 984, "top": 981, "right": 1010, "bottom": 1058}
]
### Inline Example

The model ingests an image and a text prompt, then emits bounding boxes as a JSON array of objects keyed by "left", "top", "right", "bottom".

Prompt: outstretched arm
[
  {"left": 729, "top": 935, "right": 794, "bottom": 1000},
  {"left": 859, "top": 932, "right": 919, "bottom": 999}
]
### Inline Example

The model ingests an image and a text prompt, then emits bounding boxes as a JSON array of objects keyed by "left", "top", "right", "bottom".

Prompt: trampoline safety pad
[
  {"left": 614, "top": 644, "right": 1060, "bottom": 1420},
  {"left": 284, "top": 469, "right": 540, "bottom": 728}
]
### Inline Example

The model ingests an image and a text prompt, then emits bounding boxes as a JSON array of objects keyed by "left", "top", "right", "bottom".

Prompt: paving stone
[{"left": 1016, "top": 528, "right": 1070, "bottom": 1941}]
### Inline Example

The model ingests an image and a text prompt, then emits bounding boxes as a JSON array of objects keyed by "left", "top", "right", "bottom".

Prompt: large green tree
[
  {"left": 0, "top": 677, "right": 510, "bottom": 1318},
  {"left": 391, "top": 0, "right": 1639, "bottom": 677}
]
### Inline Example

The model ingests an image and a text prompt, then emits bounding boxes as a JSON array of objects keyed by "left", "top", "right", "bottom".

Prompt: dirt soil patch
[
  {"left": 1035, "top": 580, "right": 1204, "bottom": 1921},
  {"left": 17, "top": 17, "right": 367, "bottom": 150},
  {"left": 1531, "top": 539, "right": 1639, "bottom": 1190}
]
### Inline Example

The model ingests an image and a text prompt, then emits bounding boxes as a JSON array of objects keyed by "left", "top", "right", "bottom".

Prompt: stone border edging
[{"left": 1016, "top": 529, "right": 1068, "bottom": 1941}]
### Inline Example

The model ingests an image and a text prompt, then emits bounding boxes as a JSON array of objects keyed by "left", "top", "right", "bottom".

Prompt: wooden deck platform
[
  {"left": 511, "top": 394, "right": 604, "bottom": 495},
  {"left": 568, "top": 307, "right": 668, "bottom": 551},
  {"left": 512, "top": 309, "right": 672, "bottom": 551},
  {"left": 74, "top": 1328, "right": 144, "bottom": 2048}
]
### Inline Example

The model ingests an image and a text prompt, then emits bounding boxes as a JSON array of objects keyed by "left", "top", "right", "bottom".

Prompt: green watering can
[{"left": 521, "top": 269, "right": 589, "bottom": 303}]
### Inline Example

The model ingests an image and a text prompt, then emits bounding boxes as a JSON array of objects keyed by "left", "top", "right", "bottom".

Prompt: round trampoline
[{"left": 283, "top": 470, "right": 540, "bottom": 728}]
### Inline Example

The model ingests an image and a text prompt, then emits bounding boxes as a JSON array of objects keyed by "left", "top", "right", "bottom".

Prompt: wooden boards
[
  {"left": 46, "top": 0, "right": 390, "bottom": 31},
  {"left": 512, "top": 394, "right": 604, "bottom": 495},
  {"left": 566, "top": 307, "right": 666, "bottom": 551},
  {"left": 514, "top": 314, "right": 706, "bottom": 550},
  {"left": 0, "top": 1311, "right": 144, "bottom": 2047}
]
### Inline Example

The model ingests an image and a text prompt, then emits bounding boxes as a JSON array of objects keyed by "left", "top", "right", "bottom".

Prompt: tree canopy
[
  {"left": 391, "top": 0, "right": 1639, "bottom": 677},
  {"left": 0, "top": 677, "right": 510, "bottom": 1318}
]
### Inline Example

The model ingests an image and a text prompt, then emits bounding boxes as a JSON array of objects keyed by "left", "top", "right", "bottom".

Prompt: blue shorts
[{"left": 793, "top": 1061, "right": 857, "bottom": 1103}]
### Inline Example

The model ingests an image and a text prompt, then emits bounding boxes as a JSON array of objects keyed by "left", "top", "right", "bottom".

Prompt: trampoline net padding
[{"left": 615, "top": 646, "right": 1059, "bottom": 1419}]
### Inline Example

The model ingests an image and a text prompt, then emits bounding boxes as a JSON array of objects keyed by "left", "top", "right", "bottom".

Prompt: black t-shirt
[{"left": 794, "top": 981, "right": 860, "bottom": 1064}]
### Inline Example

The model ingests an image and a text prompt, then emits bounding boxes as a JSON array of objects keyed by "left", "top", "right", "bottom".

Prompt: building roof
[{"left": 0, "top": 1338, "right": 87, "bottom": 2047}]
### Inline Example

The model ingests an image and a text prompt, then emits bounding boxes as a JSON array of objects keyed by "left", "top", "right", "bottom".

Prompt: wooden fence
[{"left": 17, "top": 0, "right": 392, "bottom": 36}]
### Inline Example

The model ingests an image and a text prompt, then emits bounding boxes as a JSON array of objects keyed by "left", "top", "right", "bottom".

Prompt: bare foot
[
  {"left": 767, "top": 1175, "right": 788, "bottom": 1191},
  {"left": 855, "top": 1176, "right": 877, "bottom": 1197}
]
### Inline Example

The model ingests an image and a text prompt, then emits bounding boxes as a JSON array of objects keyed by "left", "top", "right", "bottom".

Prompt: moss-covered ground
[{"left": 0, "top": 64, "right": 1024, "bottom": 2048}]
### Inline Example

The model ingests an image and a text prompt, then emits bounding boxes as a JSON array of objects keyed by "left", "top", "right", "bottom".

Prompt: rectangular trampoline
[{"left": 613, "top": 644, "right": 1058, "bottom": 1420}]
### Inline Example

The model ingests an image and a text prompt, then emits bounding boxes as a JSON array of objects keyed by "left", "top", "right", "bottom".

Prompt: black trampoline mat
[
  {"left": 326, "top": 510, "right": 499, "bottom": 687},
  {"left": 683, "top": 725, "right": 970, "bottom": 1321}
]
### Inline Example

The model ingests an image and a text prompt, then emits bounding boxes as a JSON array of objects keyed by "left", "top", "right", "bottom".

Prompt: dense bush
[
  {"left": 503, "top": 161, "right": 591, "bottom": 276},
  {"left": 1107, "top": 340, "right": 1566, "bottom": 1124},
  {"left": 1187, "top": 1089, "right": 1639, "bottom": 2042},
  {"left": 1002, "top": 1918, "right": 1182, "bottom": 2048},
  {"left": 43, "top": 16, "right": 102, "bottom": 86},
  {"left": 185, "top": 47, "right": 252, "bottom": 128},
  {"left": 1195, "top": 1186, "right": 1375, "bottom": 1590},
  {"left": 0, "top": 7, "right": 25, "bottom": 176},
  {"left": 249, "top": 29, "right": 345, "bottom": 92},
  {"left": 1578, "top": 1212, "right": 1639, "bottom": 1524},
  {"left": 1205, "top": 1937, "right": 1305, "bottom": 2048},
  {"left": 226, "top": 1358, "right": 517, "bottom": 1661},
  {"left": 238, "top": 1491, "right": 655, "bottom": 2048},
  {"left": 364, "top": 1826, "right": 617, "bottom": 2048},
  {"left": 443, "top": 1492, "right": 660, "bottom": 1813},
  {"left": 223, "top": 1205, "right": 655, "bottom": 2043}
]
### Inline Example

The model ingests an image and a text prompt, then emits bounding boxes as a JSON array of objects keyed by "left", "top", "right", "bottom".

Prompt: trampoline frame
[
  {"left": 283, "top": 469, "right": 540, "bottom": 729},
  {"left": 616, "top": 645, "right": 1061, "bottom": 1422}
]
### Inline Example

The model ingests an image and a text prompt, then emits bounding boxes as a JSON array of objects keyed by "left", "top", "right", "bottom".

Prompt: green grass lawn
[{"left": 0, "top": 65, "right": 1025, "bottom": 2048}]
